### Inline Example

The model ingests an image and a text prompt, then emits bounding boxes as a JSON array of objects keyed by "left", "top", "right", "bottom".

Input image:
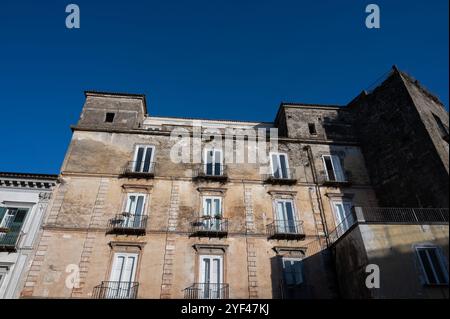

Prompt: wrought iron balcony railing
[
  {"left": 107, "top": 213, "right": 148, "bottom": 235},
  {"left": 267, "top": 220, "right": 305, "bottom": 240},
  {"left": 193, "top": 164, "right": 228, "bottom": 181},
  {"left": 190, "top": 216, "right": 228, "bottom": 238},
  {"left": 328, "top": 209, "right": 357, "bottom": 245},
  {"left": 184, "top": 283, "right": 229, "bottom": 299},
  {"left": 262, "top": 168, "right": 297, "bottom": 185},
  {"left": 319, "top": 170, "right": 352, "bottom": 186},
  {"left": 0, "top": 227, "right": 21, "bottom": 252},
  {"left": 92, "top": 281, "right": 139, "bottom": 299},
  {"left": 121, "top": 161, "right": 156, "bottom": 178},
  {"left": 357, "top": 207, "right": 449, "bottom": 224},
  {"left": 328, "top": 207, "right": 449, "bottom": 245}
]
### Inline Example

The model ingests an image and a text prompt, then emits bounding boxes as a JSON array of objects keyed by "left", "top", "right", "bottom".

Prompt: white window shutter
[
  {"left": 123, "top": 256, "right": 136, "bottom": 282},
  {"left": 110, "top": 255, "right": 125, "bottom": 282},
  {"left": 135, "top": 196, "right": 145, "bottom": 215},
  {"left": 331, "top": 155, "right": 345, "bottom": 182}
]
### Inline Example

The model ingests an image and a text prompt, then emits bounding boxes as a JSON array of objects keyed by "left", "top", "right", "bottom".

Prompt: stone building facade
[
  {"left": 0, "top": 172, "right": 58, "bottom": 298},
  {"left": 19, "top": 67, "right": 449, "bottom": 299}
]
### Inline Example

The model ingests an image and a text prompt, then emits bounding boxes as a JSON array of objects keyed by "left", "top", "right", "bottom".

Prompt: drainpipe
[{"left": 303, "top": 145, "right": 330, "bottom": 247}]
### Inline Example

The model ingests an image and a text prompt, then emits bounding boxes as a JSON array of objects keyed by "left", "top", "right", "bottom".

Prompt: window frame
[
  {"left": 199, "top": 254, "right": 224, "bottom": 285},
  {"left": 331, "top": 199, "right": 354, "bottom": 231},
  {"left": 108, "top": 252, "right": 139, "bottom": 283},
  {"left": 269, "top": 152, "right": 290, "bottom": 179},
  {"left": 274, "top": 199, "right": 298, "bottom": 223},
  {"left": 322, "top": 154, "right": 345, "bottom": 182},
  {"left": 122, "top": 193, "right": 148, "bottom": 216},
  {"left": 308, "top": 123, "right": 317, "bottom": 135},
  {"left": 0, "top": 206, "right": 30, "bottom": 239},
  {"left": 132, "top": 145, "right": 155, "bottom": 173},
  {"left": 198, "top": 254, "right": 224, "bottom": 299},
  {"left": 202, "top": 196, "right": 223, "bottom": 217},
  {"left": 203, "top": 148, "right": 223, "bottom": 176},
  {"left": 104, "top": 112, "right": 116, "bottom": 123}
]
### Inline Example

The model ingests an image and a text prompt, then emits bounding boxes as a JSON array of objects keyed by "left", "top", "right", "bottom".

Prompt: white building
[{"left": 0, "top": 172, "right": 57, "bottom": 298}]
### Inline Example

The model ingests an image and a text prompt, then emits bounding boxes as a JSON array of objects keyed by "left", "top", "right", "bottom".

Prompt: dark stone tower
[{"left": 348, "top": 67, "right": 449, "bottom": 208}]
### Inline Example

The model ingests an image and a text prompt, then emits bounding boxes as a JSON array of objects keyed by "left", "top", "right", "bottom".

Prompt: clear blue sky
[{"left": 0, "top": 0, "right": 448, "bottom": 174}]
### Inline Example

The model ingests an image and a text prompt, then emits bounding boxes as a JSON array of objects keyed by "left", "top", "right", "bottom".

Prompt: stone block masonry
[
  {"left": 71, "top": 178, "right": 110, "bottom": 297},
  {"left": 160, "top": 182, "right": 180, "bottom": 298}
]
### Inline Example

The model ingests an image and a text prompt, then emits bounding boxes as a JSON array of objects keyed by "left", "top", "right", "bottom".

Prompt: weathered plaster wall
[
  {"left": 333, "top": 223, "right": 449, "bottom": 299},
  {"left": 361, "top": 224, "right": 449, "bottom": 299}
]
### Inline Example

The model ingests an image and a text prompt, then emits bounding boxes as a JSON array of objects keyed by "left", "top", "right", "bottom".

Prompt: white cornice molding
[{"left": 0, "top": 177, "right": 57, "bottom": 190}]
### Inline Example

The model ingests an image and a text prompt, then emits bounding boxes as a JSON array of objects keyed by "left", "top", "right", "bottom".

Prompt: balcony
[
  {"left": 0, "top": 228, "right": 21, "bottom": 252},
  {"left": 328, "top": 209, "right": 357, "bottom": 245},
  {"left": 190, "top": 216, "right": 228, "bottom": 238},
  {"left": 184, "top": 283, "right": 229, "bottom": 299},
  {"left": 263, "top": 168, "right": 297, "bottom": 185},
  {"left": 328, "top": 207, "right": 449, "bottom": 245},
  {"left": 267, "top": 220, "right": 305, "bottom": 240},
  {"left": 107, "top": 213, "right": 148, "bottom": 235},
  {"left": 319, "top": 170, "right": 352, "bottom": 186},
  {"left": 356, "top": 207, "right": 449, "bottom": 224},
  {"left": 193, "top": 164, "right": 228, "bottom": 182},
  {"left": 92, "top": 281, "right": 139, "bottom": 299},
  {"left": 121, "top": 161, "right": 156, "bottom": 178}
]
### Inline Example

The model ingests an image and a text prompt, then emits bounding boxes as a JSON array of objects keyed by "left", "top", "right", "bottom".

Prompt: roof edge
[
  {"left": 0, "top": 172, "right": 59, "bottom": 180},
  {"left": 146, "top": 115, "right": 273, "bottom": 125},
  {"left": 280, "top": 102, "right": 343, "bottom": 108},
  {"left": 84, "top": 90, "right": 148, "bottom": 115},
  {"left": 395, "top": 70, "right": 447, "bottom": 110}
]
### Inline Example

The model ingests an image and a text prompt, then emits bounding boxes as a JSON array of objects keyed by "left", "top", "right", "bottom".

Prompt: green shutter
[
  {"left": 10, "top": 208, "right": 28, "bottom": 232},
  {"left": 0, "top": 207, "right": 6, "bottom": 224}
]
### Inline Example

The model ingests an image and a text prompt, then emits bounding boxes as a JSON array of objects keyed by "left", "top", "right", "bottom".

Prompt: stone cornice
[
  {"left": 70, "top": 125, "right": 360, "bottom": 146},
  {"left": 197, "top": 187, "right": 227, "bottom": 194},
  {"left": 272, "top": 246, "right": 307, "bottom": 256},
  {"left": 0, "top": 176, "right": 58, "bottom": 190},
  {"left": 193, "top": 244, "right": 229, "bottom": 253},
  {"left": 121, "top": 184, "right": 153, "bottom": 192},
  {"left": 267, "top": 190, "right": 298, "bottom": 197},
  {"left": 108, "top": 241, "right": 146, "bottom": 249}
]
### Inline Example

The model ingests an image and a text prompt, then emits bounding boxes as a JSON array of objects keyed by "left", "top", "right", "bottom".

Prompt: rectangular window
[
  {"left": 199, "top": 255, "right": 223, "bottom": 299},
  {"left": 204, "top": 149, "right": 223, "bottom": 176},
  {"left": 416, "top": 247, "right": 449, "bottom": 285},
  {"left": 282, "top": 258, "right": 304, "bottom": 286},
  {"left": 122, "top": 194, "right": 146, "bottom": 228},
  {"left": 270, "top": 153, "right": 290, "bottom": 179},
  {"left": 275, "top": 200, "right": 297, "bottom": 233},
  {"left": 202, "top": 197, "right": 222, "bottom": 217},
  {"left": 308, "top": 123, "right": 317, "bottom": 135},
  {"left": 0, "top": 207, "right": 29, "bottom": 244},
  {"left": 133, "top": 145, "right": 155, "bottom": 173},
  {"left": 332, "top": 200, "right": 354, "bottom": 232},
  {"left": 108, "top": 253, "right": 139, "bottom": 298},
  {"left": 322, "top": 155, "right": 346, "bottom": 182},
  {"left": 202, "top": 197, "right": 222, "bottom": 231},
  {"left": 105, "top": 112, "right": 115, "bottom": 123}
]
